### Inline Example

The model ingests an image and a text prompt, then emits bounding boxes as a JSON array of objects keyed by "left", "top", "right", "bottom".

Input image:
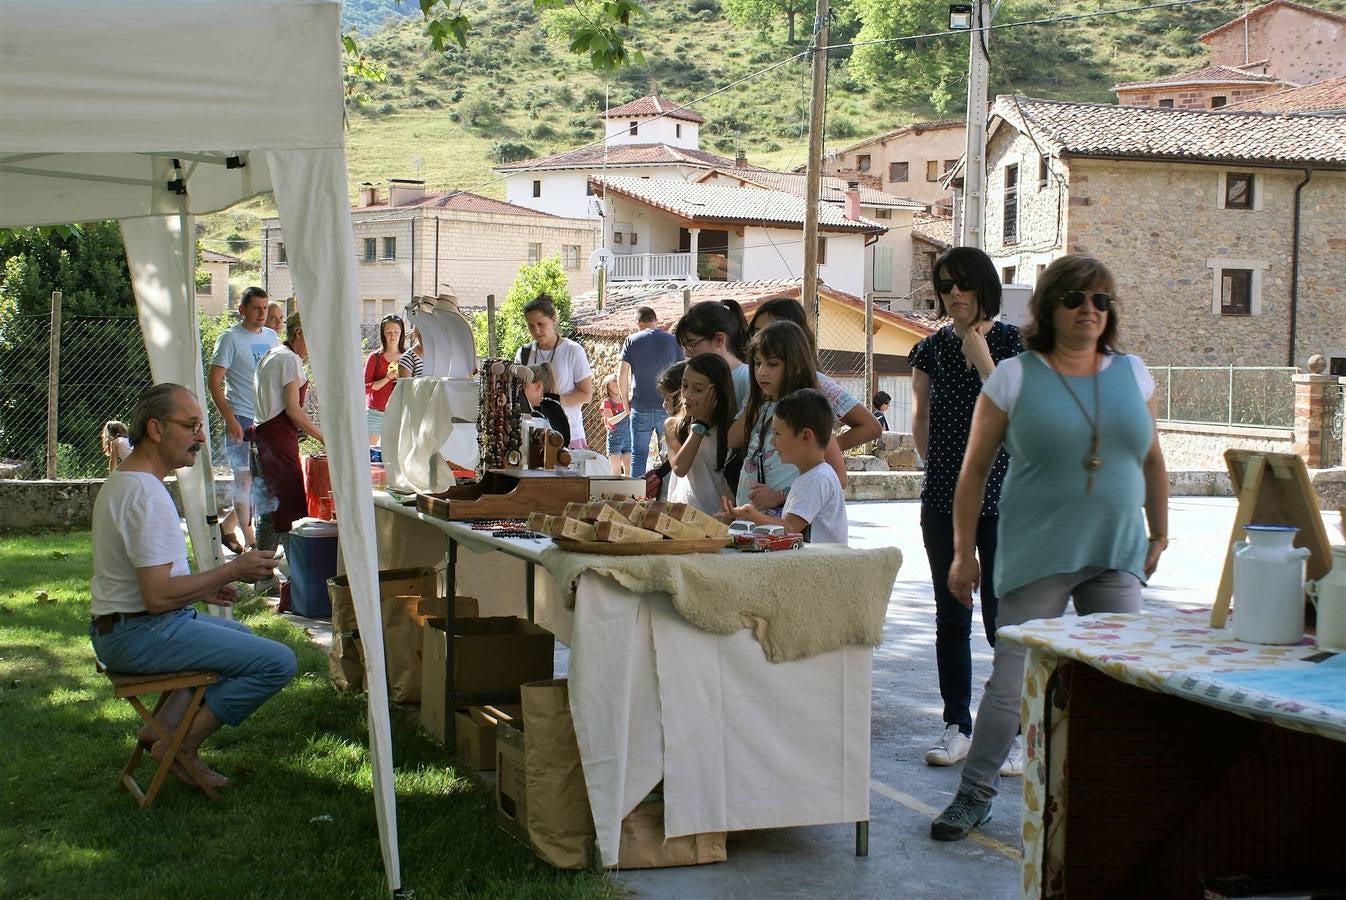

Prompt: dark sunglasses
[
  {"left": 934, "top": 277, "right": 975, "bottom": 294},
  {"left": 1059, "top": 290, "right": 1112, "bottom": 312}
]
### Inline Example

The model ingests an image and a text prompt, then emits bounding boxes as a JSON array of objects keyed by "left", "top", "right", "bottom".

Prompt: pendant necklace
[{"left": 1048, "top": 353, "right": 1102, "bottom": 493}]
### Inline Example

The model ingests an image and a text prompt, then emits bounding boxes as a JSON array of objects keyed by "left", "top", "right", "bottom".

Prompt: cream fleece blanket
[{"left": 539, "top": 544, "right": 902, "bottom": 663}]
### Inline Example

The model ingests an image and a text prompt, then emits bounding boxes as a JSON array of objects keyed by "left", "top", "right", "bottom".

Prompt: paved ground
[{"left": 279, "top": 497, "right": 1340, "bottom": 898}]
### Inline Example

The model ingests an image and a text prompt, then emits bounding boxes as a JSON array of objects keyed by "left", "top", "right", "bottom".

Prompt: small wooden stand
[
  {"left": 1211, "top": 450, "right": 1333, "bottom": 628},
  {"left": 418, "top": 469, "right": 590, "bottom": 520}
]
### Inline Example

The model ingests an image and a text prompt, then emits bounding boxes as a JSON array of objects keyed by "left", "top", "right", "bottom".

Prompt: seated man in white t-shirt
[
  {"left": 90, "top": 383, "right": 294, "bottom": 789},
  {"left": 722, "top": 388, "right": 848, "bottom": 545}
]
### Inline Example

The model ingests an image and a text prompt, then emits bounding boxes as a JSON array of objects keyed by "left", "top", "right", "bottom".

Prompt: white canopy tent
[{"left": 0, "top": 1, "right": 402, "bottom": 893}]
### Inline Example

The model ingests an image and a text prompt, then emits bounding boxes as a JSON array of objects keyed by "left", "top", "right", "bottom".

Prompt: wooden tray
[{"left": 552, "top": 537, "right": 729, "bottom": 556}]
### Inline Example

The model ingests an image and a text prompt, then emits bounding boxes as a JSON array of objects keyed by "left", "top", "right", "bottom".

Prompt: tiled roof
[
  {"left": 592, "top": 175, "right": 886, "bottom": 232},
  {"left": 599, "top": 94, "right": 705, "bottom": 124},
  {"left": 570, "top": 279, "right": 935, "bottom": 338},
  {"left": 818, "top": 120, "right": 964, "bottom": 163},
  {"left": 200, "top": 248, "right": 246, "bottom": 265},
  {"left": 911, "top": 213, "right": 955, "bottom": 250},
  {"left": 1221, "top": 75, "right": 1346, "bottom": 113},
  {"left": 353, "top": 189, "right": 560, "bottom": 217},
  {"left": 697, "top": 169, "right": 926, "bottom": 210},
  {"left": 1199, "top": 0, "right": 1346, "bottom": 42},
  {"left": 1113, "top": 64, "right": 1282, "bottom": 91},
  {"left": 992, "top": 95, "right": 1346, "bottom": 167},
  {"left": 493, "top": 142, "right": 753, "bottom": 173}
]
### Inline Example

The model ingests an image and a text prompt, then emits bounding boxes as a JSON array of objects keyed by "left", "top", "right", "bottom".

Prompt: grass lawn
[{"left": 0, "top": 530, "right": 619, "bottom": 900}]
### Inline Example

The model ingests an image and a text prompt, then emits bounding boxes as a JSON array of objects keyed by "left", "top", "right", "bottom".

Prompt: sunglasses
[
  {"left": 934, "top": 277, "right": 975, "bottom": 294},
  {"left": 1059, "top": 290, "right": 1112, "bottom": 312}
]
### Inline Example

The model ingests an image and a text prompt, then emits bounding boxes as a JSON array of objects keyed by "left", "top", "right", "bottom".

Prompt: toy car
[
  {"left": 733, "top": 523, "right": 804, "bottom": 552},
  {"left": 728, "top": 519, "right": 756, "bottom": 540}
]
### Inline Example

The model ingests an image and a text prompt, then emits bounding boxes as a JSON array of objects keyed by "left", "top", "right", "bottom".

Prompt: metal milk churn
[{"left": 1232, "top": 524, "right": 1310, "bottom": 645}]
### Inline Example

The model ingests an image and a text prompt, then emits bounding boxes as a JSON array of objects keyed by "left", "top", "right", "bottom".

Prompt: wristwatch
[{"left": 690, "top": 420, "right": 709, "bottom": 436}]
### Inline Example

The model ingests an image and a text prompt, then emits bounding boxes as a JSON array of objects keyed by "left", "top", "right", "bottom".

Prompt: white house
[
  {"left": 589, "top": 175, "right": 886, "bottom": 298},
  {"left": 494, "top": 94, "right": 758, "bottom": 219}
]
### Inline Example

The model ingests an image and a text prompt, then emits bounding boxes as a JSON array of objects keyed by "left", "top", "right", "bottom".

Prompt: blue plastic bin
[{"left": 288, "top": 519, "right": 338, "bottom": 618}]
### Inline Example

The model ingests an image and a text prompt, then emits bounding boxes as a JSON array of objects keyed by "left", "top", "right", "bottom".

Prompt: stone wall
[
  {"left": 1157, "top": 421, "right": 1293, "bottom": 471},
  {"left": 1114, "top": 83, "right": 1280, "bottom": 110},
  {"left": 0, "top": 476, "right": 235, "bottom": 532},
  {"left": 983, "top": 125, "right": 1068, "bottom": 284}
]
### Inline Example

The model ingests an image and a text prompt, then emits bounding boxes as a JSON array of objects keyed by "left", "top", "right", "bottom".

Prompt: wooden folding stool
[{"left": 99, "top": 666, "right": 222, "bottom": 808}]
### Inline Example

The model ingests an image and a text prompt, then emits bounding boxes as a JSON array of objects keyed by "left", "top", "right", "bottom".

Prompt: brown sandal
[{"left": 220, "top": 526, "right": 244, "bottom": 555}]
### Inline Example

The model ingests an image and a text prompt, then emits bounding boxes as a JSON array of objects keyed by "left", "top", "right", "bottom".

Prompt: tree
[
  {"left": 724, "top": 0, "right": 815, "bottom": 44},
  {"left": 472, "top": 256, "right": 573, "bottom": 361}
]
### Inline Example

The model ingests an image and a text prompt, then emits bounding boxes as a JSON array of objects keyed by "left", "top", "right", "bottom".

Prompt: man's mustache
[{"left": 187, "top": 443, "right": 202, "bottom": 454}]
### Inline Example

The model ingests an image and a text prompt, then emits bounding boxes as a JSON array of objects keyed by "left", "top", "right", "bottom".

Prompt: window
[
  {"left": 381, "top": 237, "right": 396, "bottom": 260},
  {"left": 926, "top": 160, "right": 940, "bottom": 182},
  {"left": 875, "top": 208, "right": 892, "bottom": 219},
  {"left": 944, "top": 159, "right": 958, "bottom": 172},
  {"left": 629, "top": 231, "right": 638, "bottom": 245},
  {"left": 1158, "top": 99, "right": 1174, "bottom": 108},
  {"left": 1002, "top": 265, "right": 1017, "bottom": 284},
  {"left": 817, "top": 237, "right": 828, "bottom": 265},
  {"left": 675, "top": 124, "right": 682, "bottom": 138},
  {"left": 527, "top": 242, "right": 542, "bottom": 265},
  {"left": 586, "top": 181, "right": 596, "bottom": 196},
  {"left": 613, "top": 231, "right": 623, "bottom": 245},
  {"left": 889, "top": 161, "right": 909, "bottom": 183},
  {"left": 1210, "top": 95, "right": 1227, "bottom": 109},
  {"left": 198, "top": 272, "right": 212, "bottom": 295},
  {"left": 562, "top": 244, "right": 581, "bottom": 270},
  {"left": 531, "top": 180, "right": 543, "bottom": 199},
  {"left": 1036, "top": 263, "right": 1047, "bottom": 282},
  {"left": 1038, "top": 155, "right": 1049, "bottom": 188},
  {"left": 1224, "top": 172, "right": 1253, "bottom": 209},
  {"left": 857, "top": 154, "right": 872, "bottom": 172},
  {"left": 873, "top": 246, "right": 893, "bottom": 292},
  {"left": 628, "top": 121, "right": 638, "bottom": 136},
  {"left": 363, "top": 237, "right": 377, "bottom": 263},
  {"left": 1002, "top": 163, "right": 1019, "bottom": 244},
  {"left": 1220, "top": 269, "right": 1253, "bottom": 315},
  {"left": 277, "top": 242, "right": 287, "bottom": 265}
]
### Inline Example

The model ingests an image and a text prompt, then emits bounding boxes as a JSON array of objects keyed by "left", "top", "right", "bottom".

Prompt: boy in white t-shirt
[{"left": 722, "top": 388, "right": 847, "bottom": 544}]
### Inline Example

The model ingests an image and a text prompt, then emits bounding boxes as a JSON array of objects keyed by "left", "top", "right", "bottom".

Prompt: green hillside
[{"left": 203, "top": 0, "right": 1346, "bottom": 271}]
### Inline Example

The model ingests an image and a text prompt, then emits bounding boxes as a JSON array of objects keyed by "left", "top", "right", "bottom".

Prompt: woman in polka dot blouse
[{"left": 909, "top": 246, "right": 1024, "bottom": 771}]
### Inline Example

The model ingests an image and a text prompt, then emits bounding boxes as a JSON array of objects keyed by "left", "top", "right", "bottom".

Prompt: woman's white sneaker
[
  {"left": 999, "top": 735, "right": 1024, "bottom": 777},
  {"left": 924, "top": 724, "right": 972, "bottom": 766}
]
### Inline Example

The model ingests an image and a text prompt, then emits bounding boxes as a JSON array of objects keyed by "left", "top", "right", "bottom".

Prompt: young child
[
  {"left": 600, "top": 374, "right": 631, "bottom": 476},
  {"left": 728, "top": 321, "right": 846, "bottom": 517},
  {"left": 724, "top": 388, "right": 847, "bottom": 544},
  {"left": 645, "top": 361, "right": 687, "bottom": 499},
  {"left": 667, "top": 353, "right": 734, "bottom": 515},
  {"left": 872, "top": 391, "right": 891, "bottom": 431},
  {"left": 101, "top": 420, "right": 132, "bottom": 474}
]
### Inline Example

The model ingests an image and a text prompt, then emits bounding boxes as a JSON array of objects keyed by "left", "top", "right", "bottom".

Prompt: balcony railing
[{"left": 609, "top": 251, "right": 695, "bottom": 281}]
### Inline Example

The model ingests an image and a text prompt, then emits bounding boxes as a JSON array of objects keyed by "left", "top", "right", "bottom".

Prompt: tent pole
[{"left": 178, "top": 201, "right": 231, "bottom": 619}]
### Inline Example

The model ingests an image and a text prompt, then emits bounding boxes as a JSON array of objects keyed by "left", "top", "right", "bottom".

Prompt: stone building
[
  {"left": 810, "top": 120, "right": 966, "bottom": 215},
  {"left": 1199, "top": 0, "right": 1346, "bottom": 86},
  {"left": 196, "top": 248, "right": 247, "bottom": 317},
  {"left": 1222, "top": 73, "right": 1346, "bottom": 113},
  {"left": 1113, "top": 65, "right": 1285, "bottom": 110},
  {"left": 910, "top": 214, "right": 954, "bottom": 310},
  {"left": 262, "top": 179, "right": 596, "bottom": 322},
  {"left": 966, "top": 95, "right": 1346, "bottom": 370}
]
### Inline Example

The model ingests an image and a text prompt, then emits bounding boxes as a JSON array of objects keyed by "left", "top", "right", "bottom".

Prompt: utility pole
[
  {"left": 959, "top": 0, "right": 992, "bottom": 248},
  {"left": 801, "top": 0, "right": 829, "bottom": 337}
]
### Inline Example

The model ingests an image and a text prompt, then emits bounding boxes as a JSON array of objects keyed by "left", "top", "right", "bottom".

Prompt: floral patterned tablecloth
[{"left": 999, "top": 606, "right": 1346, "bottom": 899}]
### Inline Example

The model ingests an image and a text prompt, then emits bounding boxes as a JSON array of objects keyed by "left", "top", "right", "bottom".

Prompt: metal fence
[
  {"left": 1151, "top": 366, "right": 1296, "bottom": 430},
  {"left": 0, "top": 314, "right": 152, "bottom": 478}
]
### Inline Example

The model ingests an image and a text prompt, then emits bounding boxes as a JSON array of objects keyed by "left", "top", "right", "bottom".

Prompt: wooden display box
[
  {"left": 454, "top": 705, "right": 520, "bottom": 771},
  {"left": 417, "top": 469, "right": 590, "bottom": 520}
]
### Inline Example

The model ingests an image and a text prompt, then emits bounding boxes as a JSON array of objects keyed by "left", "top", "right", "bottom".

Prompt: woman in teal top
[{"left": 930, "top": 255, "right": 1170, "bottom": 842}]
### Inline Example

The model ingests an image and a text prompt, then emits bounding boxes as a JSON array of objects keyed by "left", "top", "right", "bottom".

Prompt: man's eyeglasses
[
  {"left": 934, "top": 277, "right": 975, "bottom": 295},
  {"left": 1059, "top": 290, "right": 1112, "bottom": 312},
  {"left": 159, "top": 417, "right": 205, "bottom": 435}
]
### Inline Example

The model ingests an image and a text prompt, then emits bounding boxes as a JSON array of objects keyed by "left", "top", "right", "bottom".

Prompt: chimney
[
  {"left": 359, "top": 182, "right": 378, "bottom": 207},
  {"left": 388, "top": 178, "right": 427, "bottom": 207},
  {"left": 844, "top": 181, "right": 861, "bottom": 221},
  {"left": 735, "top": 149, "right": 747, "bottom": 168}
]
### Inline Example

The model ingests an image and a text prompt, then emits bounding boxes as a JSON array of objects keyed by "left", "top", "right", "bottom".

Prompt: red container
[{"left": 303, "top": 454, "right": 331, "bottom": 519}]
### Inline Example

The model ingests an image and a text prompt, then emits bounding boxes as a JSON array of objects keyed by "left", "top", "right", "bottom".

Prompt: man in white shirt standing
[
  {"left": 90, "top": 383, "right": 293, "bottom": 789},
  {"left": 208, "top": 286, "right": 279, "bottom": 553}
]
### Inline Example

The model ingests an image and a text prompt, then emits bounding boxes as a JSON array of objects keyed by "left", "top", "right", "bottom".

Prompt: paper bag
[
  {"left": 328, "top": 579, "right": 366, "bottom": 692},
  {"left": 617, "top": 798, "right": 727, "bottom": 869},
  {"left": 382, "top": 594, "right": 424, "bottom": 703},
  {"left": 522, "top": 679, "right": 595, "bottom": 869}
]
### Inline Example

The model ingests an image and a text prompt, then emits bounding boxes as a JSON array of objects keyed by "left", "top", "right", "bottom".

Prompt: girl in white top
[
  {"left": 668, "top": 354, "right": 735, "bottom": 515},
  {"left": 513, "top": 297, "right": 593, "bottom": 448}
]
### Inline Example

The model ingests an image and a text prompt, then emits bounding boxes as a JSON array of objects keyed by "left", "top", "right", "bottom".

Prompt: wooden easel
[{"left": 1211, "top": 449, "right": 1334, "bottom": 628}]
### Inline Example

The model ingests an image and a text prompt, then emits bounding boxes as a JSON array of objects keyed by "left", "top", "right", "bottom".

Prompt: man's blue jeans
[
  {"left": 630, "top": 406, "right": 667, "bottom": 478},
  {"left": 90, "top": 607, "right": 296, "bottom": 726}
]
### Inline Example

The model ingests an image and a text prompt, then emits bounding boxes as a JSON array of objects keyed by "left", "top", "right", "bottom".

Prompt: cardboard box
[
  {"left": 454, "top": 704, "right": 520, "bottom": 770},
  {"left": 495, "top": 719, "right": 529, "bottom": 846},
  {"left": 421, "top": 617, "right": 554, "bottom": 743}
]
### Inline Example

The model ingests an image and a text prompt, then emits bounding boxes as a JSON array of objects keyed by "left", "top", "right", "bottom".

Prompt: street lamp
[{"left": 948, "top": 4, "right": 973, "bottom": 30}]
